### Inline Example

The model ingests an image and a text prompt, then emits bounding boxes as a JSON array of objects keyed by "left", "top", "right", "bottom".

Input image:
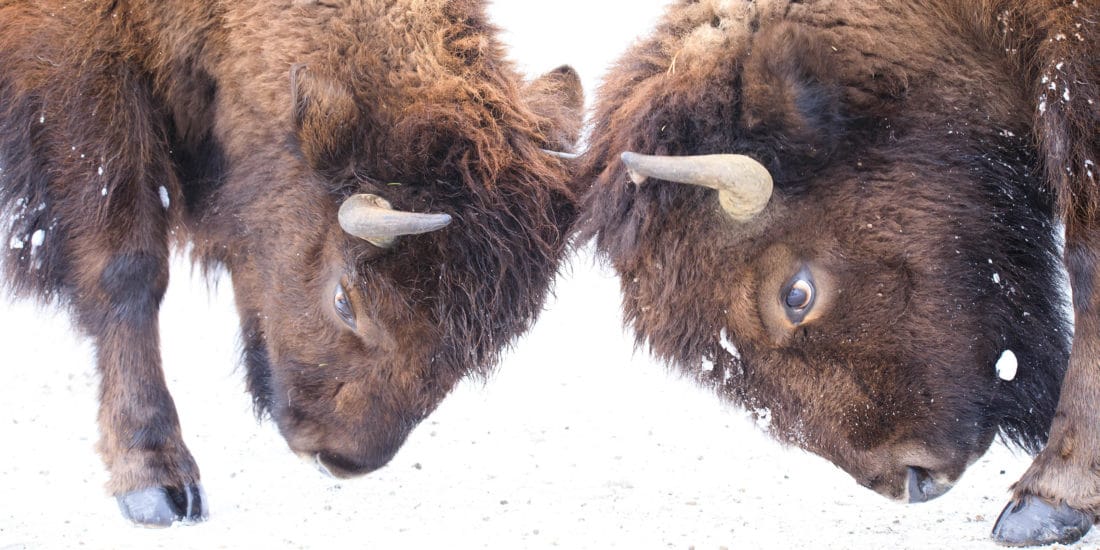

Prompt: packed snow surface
[{"left": 5, "top": 251, "right": 1093, "bottom": 549}]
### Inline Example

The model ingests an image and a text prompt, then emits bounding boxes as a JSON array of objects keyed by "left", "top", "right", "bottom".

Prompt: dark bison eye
[
  {"left": 782, "top": 269, "right": 816, "bottom": 323},
  {"left": 334, "top": 283, "right": 356, "bottom": 329}
]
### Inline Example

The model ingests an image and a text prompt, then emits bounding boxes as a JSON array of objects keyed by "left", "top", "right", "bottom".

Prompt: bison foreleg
[
  {"left": 0, "top": 0, "right": 209, "bottom": 525},
  {"left": 77, "top": 252, "right": 206, "bottom": 527},
  {"left": 993, "top": 239, "right": 1100, "bottom": 546}
]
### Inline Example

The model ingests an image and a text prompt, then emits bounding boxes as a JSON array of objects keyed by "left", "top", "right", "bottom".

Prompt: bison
[
  {"left": 578, "top": 0, "right": 1098, "bottom": 546},
  {"left": 0, "top": 0, "right": 583, "bottom": 527}
]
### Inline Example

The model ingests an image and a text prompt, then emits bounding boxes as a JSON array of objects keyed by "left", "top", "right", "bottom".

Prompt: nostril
[
  {"left": 312, "top": 453, "right": 339, "bottom": 479},
  {"left": 315, "top": 451, "right": 390, "bottom": 479},
  {"left": 907, "top": 466, "right": 951, "bottom": 503}
]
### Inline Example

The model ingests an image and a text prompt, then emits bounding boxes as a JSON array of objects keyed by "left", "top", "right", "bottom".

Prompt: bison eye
[
  {"left": 782, "top": 269, "right": 816, "bottom": 323},
  {"left": 334, "top": 283, "right": 356, "bottom": 329}
]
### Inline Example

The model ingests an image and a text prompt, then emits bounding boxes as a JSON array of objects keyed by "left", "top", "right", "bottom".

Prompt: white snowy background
[{"left": 2, "top": 1, "right": 1097, "bottom": 549}]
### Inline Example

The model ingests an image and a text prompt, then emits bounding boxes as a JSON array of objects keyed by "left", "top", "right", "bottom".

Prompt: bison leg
[
  {"left": 75, "top": 251, "right": 207, "bottom": 527},
  {"left": 0, "top": 2, "right": 207, "bottom": 525},
  {"left": 992, "top": 239, "right": 1100, "bottom": 546}
]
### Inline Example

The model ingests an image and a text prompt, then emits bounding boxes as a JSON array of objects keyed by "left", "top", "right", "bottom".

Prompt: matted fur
[
  {"left": 579, "top": 0, "right": 1096, "bottom": 510},
  {"left": 0, "top": 0, "right": 582, "bottom": 520}
]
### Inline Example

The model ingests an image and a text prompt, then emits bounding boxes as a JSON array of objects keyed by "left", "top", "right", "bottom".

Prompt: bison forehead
[
  {"left": 675, "top": 3, "right": 749, "bottom": 56},
  {"left": 219, "top": 0, "right": 505, "bottom": 122},
  {"left": 665, "top": 0, "right": 818, "bottom": 62}
]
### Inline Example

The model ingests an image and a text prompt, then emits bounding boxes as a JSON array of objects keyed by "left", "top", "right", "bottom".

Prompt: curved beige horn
[
  {"left": 620, "top": 151, "right": 773, "bottom": 221},
  {"left": 338, "top": 193, "right": 452, "bottom": 248}
]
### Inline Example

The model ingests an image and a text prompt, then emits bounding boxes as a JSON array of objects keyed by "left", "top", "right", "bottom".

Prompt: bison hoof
[
  {"left": 116, "top": 484, "right": 208, "bottom": 527},
  {"left": 991, "top": 495, "right": 1092, "bottom": 547}
]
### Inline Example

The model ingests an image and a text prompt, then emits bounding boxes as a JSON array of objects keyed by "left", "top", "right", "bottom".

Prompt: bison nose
[
  {"left": 314, "top": 451, "right": 392, "bottom": 479},
  {"left": 906, "top": 466, "right": 952, "bottom": 503}
]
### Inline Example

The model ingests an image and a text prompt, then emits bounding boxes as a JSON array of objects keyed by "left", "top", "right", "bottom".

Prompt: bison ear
[
  {"left": 291, "top": 64, "right": 362, "bottom": 173},
  {"left": 739, "top": 24, "right": 846, "bottom": 171},
  {"left": 522, "top": 65, "right": 585, "bottom": 153}
]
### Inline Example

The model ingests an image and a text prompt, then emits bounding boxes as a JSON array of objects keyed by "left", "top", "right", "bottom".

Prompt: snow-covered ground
[{"left": 2, "top": 2, "right": 1098, "bottom": 549}]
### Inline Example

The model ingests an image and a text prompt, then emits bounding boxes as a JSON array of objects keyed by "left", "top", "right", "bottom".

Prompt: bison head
[
  {"left": 579, "top": 3, "right": 1069, "bottom": 501},
  {"left": 192, "top": 3, "right": 583, "bottom": 478}
]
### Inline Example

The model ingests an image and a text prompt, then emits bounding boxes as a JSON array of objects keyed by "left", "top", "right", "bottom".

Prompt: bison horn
[
  {"left": 620, "top": 151, "right": 773, "bottom": 221},
  {"left": 338, "top": 194, "right": 452, "bottom": 248}
]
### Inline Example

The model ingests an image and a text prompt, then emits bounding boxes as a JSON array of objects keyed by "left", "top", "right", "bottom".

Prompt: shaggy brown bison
[
  {"left": 578, "top": 0, "right": 1098, "bottom": 546},
  {"left": 0, "top": 0, "right": 582, "bottom": 527}
]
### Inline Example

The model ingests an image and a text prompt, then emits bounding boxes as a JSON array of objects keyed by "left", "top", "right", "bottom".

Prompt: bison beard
[
  {"left": 0, "top": 0, "right": 583, "bottom": 527},
  {"left": 579, "top": 0, "right": 1098, "bottom": 546}
]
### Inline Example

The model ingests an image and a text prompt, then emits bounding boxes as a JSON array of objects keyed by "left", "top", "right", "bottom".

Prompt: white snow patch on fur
[
  {"left": 719, "top": 328, "right": 740, "bottom": 359},
  {"left": 996, "top": 350, "right": 1018, "bottom": 382}
]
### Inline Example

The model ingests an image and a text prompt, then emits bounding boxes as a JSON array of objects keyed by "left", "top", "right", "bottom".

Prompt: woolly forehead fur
[
  {"left": 212, "top": 0, "right": 553, "bottom": 173},
  {"left": 221, "top": 0, "right": 493, "bottom": 98},
  {"left": 666, "top": 0, "right": 771, "bottom": 56}
]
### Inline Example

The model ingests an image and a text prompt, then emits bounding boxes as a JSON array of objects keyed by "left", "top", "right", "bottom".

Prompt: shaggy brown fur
[
  {"left": 0, "top": 0, "right": 582, "bottom": 526},
  {"left": 579, "top": 0, "right": 1097, "bottom": 544}
]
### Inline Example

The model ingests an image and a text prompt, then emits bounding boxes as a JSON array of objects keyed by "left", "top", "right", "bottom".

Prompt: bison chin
[
  {"left": 862, "top": 465, "right": 958, "bottom": 504},
  {"left": 278, "top": 409, "right": 417, "bottom": 479},
  {"left": 781, "top": 403, "right": 999, "bottom": 506},
  {"left": 306, "top": 446, "right": 404, "bottom": 480},
  {"left": 846, "top": 434, "right": 995, "bottom": 504},
  {"left": 252, "top": 357, "right": 428, "bottom": 480}
]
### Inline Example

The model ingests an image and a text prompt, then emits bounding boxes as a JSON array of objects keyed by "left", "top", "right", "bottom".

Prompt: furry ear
[
  {"left": 522, "top": 65, "right": 585, "bottom": 153},
  {"left": 291, "top": 64, "right": 362, "bottom": 173},
  {"left": 739, "top": 23, "right": 845, "bottom": 169}
]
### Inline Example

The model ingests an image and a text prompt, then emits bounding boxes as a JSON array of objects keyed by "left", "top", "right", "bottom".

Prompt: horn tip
[{"left": 620, "top": 151, "right": 648, "bottom": 185}]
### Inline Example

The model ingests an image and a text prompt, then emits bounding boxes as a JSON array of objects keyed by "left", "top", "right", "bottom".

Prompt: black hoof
[
  {"left": 117, "top": 484, "right": 208, "bottom": 527},
  {"left": 991, "top": 495, "right": 1092, "bottom": 547}
]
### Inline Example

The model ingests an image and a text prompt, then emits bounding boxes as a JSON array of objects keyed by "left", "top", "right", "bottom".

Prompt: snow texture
[
  {"left": 4, "top": 250, "right": 1080, "bottom": 550},
  {"left": 753, "top": 407, "right": 773, "bottom": 431},
  {"left": 2, "top": 3, "right": 1098, "bottom": 549}
]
